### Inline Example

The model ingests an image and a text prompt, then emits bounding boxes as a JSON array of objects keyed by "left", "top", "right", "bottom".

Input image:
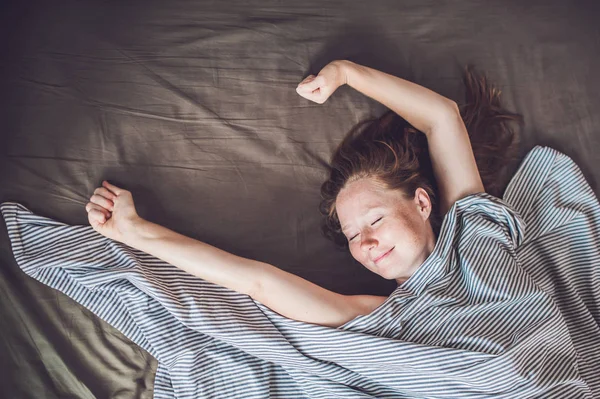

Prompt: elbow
[
  {"left": 248, "top": 268, "right": 264, "bottom": 300},
  {"left": 428, "top": 101, "right": 462, "bottom": 135},
  {"left": 445, "top": 99, "right": 460, "bottom": 112},
  {"left": 438, "top": 100, "right": 461, "bottom": 122},
  {"left": 248, "top": 261, "right": 272, "bottom": 300}
]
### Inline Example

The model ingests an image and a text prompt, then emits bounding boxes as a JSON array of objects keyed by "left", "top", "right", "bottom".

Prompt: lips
[{"left": 373, "top": 247, "right": 394, "bottom": 263}]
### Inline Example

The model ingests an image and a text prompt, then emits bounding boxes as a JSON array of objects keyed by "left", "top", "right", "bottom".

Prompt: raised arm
[
  {"left": 341, "top": 60, "right": 484, "bottom": 214},
  {"left": 297, "top": 60, "right": 484, "bottom": 215},
  {"left": 86, "top": 181, "right": 386, "bottom": 328}
]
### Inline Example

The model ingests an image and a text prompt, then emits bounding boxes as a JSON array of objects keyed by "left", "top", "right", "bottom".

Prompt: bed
[{"left": 1, "top": 0, "right": 599, "bottom": 397}]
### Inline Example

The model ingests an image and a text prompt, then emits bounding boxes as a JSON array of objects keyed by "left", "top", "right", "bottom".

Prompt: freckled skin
[{"left": 336, "top": 178, "right": 437, "bottom": 285}]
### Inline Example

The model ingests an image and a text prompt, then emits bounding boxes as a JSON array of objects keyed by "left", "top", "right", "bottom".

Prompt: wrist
[
  {"left": 336, "top": 60, "right": 356, "bottom": 86},
  {"left": 333, "top": 60, "right": 353, "bottom": 87},
  {"left": 121, "top": 217, "right": 150, "bottom": 246}
]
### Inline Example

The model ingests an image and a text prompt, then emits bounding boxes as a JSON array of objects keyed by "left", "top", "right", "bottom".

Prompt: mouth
[{"left": 374, "top": 247, "right": 394, "bottom": 264}]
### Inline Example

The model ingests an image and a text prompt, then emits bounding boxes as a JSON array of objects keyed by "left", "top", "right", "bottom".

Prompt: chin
[
  {"left": 379, "top": 263, "right": 409, "bottom": 281},
  {"left": 377, "top": 267, "right": 398, "bottom": 281}
]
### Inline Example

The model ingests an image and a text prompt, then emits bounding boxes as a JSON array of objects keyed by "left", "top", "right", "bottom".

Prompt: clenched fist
[
  {"left": 296, "top": 60, "right": 348, "bottom": 104},
  {"left": 85, "top": 181, "right": 142, "bottom": 243}
]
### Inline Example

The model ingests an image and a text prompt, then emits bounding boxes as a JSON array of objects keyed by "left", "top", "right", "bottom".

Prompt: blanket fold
[{"left": 2, "top": 146, "right": 599, "bottom": 398}]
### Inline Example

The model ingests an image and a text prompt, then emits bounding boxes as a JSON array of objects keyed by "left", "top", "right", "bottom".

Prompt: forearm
[
  {"left": 339, "top": 60, "right": 457, "bottom": 135},
  {"left": 338, "top": 60, "right": 484, "bottom": 213},
  {"left": 123, "top": 219, "right": 263, "bottom": 297}
]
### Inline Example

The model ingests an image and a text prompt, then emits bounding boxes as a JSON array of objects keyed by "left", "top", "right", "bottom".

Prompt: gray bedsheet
[{"left": 1, "top": 0, "right": 599, "bottom": 397}]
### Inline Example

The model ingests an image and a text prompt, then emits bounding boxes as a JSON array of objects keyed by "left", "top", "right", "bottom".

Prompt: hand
[
  {"left": 296, "top": 60, "right": 348, "bottom": 104},
  {"left": 85, "top": 180, "right": 143, "bottom": 243}
]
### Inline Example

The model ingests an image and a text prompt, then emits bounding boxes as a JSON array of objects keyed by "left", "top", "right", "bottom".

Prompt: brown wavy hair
[{"left": 319, "top": 65, "right": 524, "bottom": 250}]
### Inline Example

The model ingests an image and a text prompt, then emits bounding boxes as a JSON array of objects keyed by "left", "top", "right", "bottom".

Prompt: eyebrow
[{"left": 341, "top": 207, "right": 383, "bottom": 233}]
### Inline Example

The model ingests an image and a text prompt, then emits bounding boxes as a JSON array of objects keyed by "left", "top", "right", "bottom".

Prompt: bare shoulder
[{"left": 348, "top": 294, "right": 388, "bottom": 316}]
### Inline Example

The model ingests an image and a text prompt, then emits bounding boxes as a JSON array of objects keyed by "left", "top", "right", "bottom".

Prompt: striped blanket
[{"left": 2, "top": 146, "right": 599, "bottom": 398}]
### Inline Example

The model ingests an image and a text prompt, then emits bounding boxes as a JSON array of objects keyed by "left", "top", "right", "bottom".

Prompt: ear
[{"left": 413, "top": 188, "right": 432, "bottom": 221}]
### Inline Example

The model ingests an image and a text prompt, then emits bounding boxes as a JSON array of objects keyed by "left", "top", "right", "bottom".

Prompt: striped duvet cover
[{"left": 2, "top": 146, "right": 599, "bottom": 398}]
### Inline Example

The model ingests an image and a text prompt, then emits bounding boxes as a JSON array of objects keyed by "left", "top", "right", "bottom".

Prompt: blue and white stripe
[{"left": 2, "top": 145, "right": 599, "bottom": 398}]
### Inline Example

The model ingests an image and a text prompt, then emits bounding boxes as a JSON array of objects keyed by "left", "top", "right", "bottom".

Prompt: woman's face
[{"left": 336, "top": 178, "right": 436, "bottom": 284}]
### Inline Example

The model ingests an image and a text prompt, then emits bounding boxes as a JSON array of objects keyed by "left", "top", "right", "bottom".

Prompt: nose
[{"left": 360, "top": 232, "right": 378, "bottom": 253}]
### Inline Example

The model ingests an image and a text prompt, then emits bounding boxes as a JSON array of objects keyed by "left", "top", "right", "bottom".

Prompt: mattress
[{"left": 1, "top": 0, "right": 599, "bottom": 397}]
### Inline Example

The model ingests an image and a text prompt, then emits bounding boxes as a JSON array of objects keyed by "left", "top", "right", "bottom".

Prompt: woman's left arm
[
  {"left": 297, "top": 60, "right": 484, "bottom": 215},
  {"left": 342, "top": 60, "right": 484, "bottom": 215}
]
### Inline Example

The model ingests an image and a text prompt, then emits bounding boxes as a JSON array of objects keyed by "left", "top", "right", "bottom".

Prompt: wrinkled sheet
[
  {"left": 3, "top": 146, "right": 600, "bottom": 398},
  {"left": 1, "top": 0, "right": 600, "bottom": 397}
]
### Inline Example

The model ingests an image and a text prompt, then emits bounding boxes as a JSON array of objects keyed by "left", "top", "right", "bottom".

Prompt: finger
[
  {"left": 86, "top": 202, "right": 111, "bottom": 217},
  {"left": 298, "top": 75, "right": 316, "bottom": 85},
  {"left": 296, "top": 86, "right": 312, "bottom": 98},
  {"left": 88, "top": 209, "right": 107, "bottom": 226},
  {"left": 86, "top": 202, "right": 111, "bottom": 219},
  {"left": 297, "top": 75, "right": 316, "bottom": 89},
  {"left": 94, "top": 187, "right": 117, "bottom": 201},
  {"left": 89, "top": 194, "right": 114, "bottom": 211},
  {"left": 296, "top": 90, "right": 323, "bottom": 104},
  {"left": 102, "top": 180, "right": 123, "bottom": 196},
  {"left": 297, "top": 82, "right": 318, "bottom": 93},
  {"left": 298, "top": 75, "right": 325, "bottom": 92},
  {"left": 295, "top": 88, "right": 317, "bottom": 102}
]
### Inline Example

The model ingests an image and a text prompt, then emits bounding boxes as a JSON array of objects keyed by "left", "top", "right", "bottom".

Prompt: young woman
[{"left": 85, "top": 60, "right": 521, "bottom": 329}]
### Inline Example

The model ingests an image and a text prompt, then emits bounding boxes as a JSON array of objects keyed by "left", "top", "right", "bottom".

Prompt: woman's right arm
[
  {"left": 86, "top": 181, "right": 386, "bottom": 328},
  {"left": 86, "top": 181, "right": 259, "bottom": 296},
  {"left": 123, "top": 218, "right": 265, "bottom": 298},
  {"left": 127, "top": 222, "right": 385, "bottom": 327}
]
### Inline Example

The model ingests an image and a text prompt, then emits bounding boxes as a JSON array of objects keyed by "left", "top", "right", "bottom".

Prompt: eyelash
[{"left": 349, "top": 217, "right": 383, "bottom": 241}]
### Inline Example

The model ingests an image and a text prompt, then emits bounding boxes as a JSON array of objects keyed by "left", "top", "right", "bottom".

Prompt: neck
[{"left": 395, "top": 227, "right": 437, "bottom": 286}]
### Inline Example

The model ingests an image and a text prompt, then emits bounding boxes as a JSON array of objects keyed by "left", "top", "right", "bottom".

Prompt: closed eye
[{"left": 348, "top": 217, "right": 383, "bottom": 242}]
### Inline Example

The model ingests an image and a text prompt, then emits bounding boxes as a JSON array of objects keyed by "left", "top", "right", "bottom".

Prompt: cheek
[
  {"left": 349, "top": 244, "right": 362, "bottom": 262},
  {"left": 349, "top": 244, "right": 374, "bottom": 271},
  {"left": 381, "top": 220, "right": 423, "bottom": 259}
]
